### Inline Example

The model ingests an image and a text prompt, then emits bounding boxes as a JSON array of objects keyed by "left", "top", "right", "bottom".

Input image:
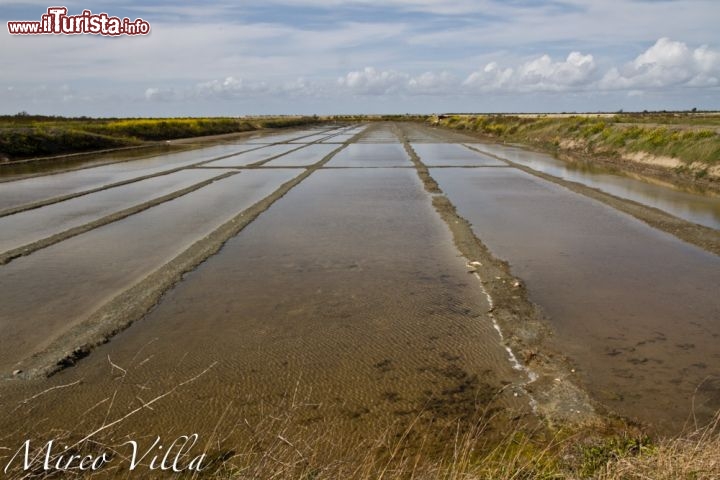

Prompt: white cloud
[
  {"left": 463, "top": 62, "right": 515, "bottom": 91},
  {"left": 338, "top": 68, "right": 460, "bottom": 95},
  {"left": 463, "top": 52, "right": 596, "bottom": 92},
  {"left": 146, "top": 76, "right": 323, "bottom": 103},
  {"left": 302, "top": 39, "right": 720, "bottom": 98},
  {"left": 144, "top": 88, "right": 161, "bottom": 100},
  {"left": 407, "top": 71, "right": 458, "bottom": 94},
  {"left": 600, "top": 38, "right": 720, "bottom": 90},
  {"left": 196, "top": 77, "right": 270, "bottom": 97},
  {"left": 338, "top": 67, "right": 410, "bottom": 95}
]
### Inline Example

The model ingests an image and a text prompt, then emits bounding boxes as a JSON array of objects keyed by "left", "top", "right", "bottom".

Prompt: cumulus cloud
[
  {"left": 144, "top": 38, "right": 719, "bottom": 106},
  {"left": 407, "top": 71, "right": 458, "bottom": 94},
  {"left": 145, "top": 77, "right": 274, "bottom": 102},
  {"left": 338, "top": 68, "right": 460, "bottom": 95},
  {"left": 196, "top": 76, "right": 270, "bottom": 97},
  {"left": 463, "top": 51, "right": 596, "bottom": 92},
  {"left": 144, "top": 87, "right": 172, "bottom": 101},
  {"left": 338, "top": 67, "right": 410, "bottom": 95},
  {"left": 600, "top": 38, "right": 720, "bottom": 89},
  {"left": 463, "top": 62, "right": 515, "bottom": 91}
]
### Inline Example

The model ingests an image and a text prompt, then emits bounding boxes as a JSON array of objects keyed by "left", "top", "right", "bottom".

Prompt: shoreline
[{"left": 431, "top": 119, "right": 720, "bottom": 195}]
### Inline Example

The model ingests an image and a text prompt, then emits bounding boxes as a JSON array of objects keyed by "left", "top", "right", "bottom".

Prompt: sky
[{"left": 1, "top": 0, "right": 719, "bottom": 116}]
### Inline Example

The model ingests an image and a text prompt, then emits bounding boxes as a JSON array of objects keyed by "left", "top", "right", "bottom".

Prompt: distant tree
[
  {"left": 691, "top": 107, "right": 698, "bottom": 113},
  {"left": 15, "top": 110, "right": 29, "bottom": 117}
]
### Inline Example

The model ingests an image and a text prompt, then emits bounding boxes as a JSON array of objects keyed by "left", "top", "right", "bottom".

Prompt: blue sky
[{"left": 2, "top": 0, "right": 719, "bottom": 116}]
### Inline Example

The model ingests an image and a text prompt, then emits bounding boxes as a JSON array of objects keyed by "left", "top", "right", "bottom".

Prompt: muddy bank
[
  {"left": 434, "top": 123, "right": 720, "bottom": 194},
  {"left": 556, "top": 147, "right": 720, "bottom": 193},
  {"left": 429, "top": 115, "right": 720, "bottom": 194}
]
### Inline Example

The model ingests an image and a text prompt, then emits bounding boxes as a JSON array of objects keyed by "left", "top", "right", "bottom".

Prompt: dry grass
[
  {"left": 2, "top": 354, "right": 719, "bottom": 479},
  {"left": 598, "top": 413, "right": 720, "bottom": 480},
  {"left": 4, "top": 379, "right": 720, "bottom": 479}
]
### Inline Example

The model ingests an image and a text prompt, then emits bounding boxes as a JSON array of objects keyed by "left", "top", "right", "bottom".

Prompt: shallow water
[
  {"left": 0, "top": 144, "right": 257, "bottom": 211},
  {"left": 0, "top": 169, "right": 302, "bottom": 373},
  {"left": 201, "top": 144, "right": 305, "bottom": 167},
  {"left": 432, "top": 167, "right": 720, "bottom": 432},
  {"left": 0, "top": 167, "right": 526, "bottom": 455},
  {"left": 325, "top": 143, "right": 412, "bottom": 167},
  {"left": 288, "top": 133, "right": 337, "bottom": 143},
  {"left": 0, "top": 169, "right": 227, "bottom": 254},
  {"left": 1, "top": 122, "right": 718, "bottom": 468},
  {"left": 263, "top": 144, "right": 340, "bottom": 167},
  {"left": 239, "top": 128, "right": 343, "bottom": 144},
  {"left": 357, "top": 126, "right": 399, "bottom": 143},
  {"left": 412, "top": 143, "right": 508, "bottom": 167},
  {"left": 230, "top": 129, "right": 322, "bottom": 144},
  {"left": 321, "top": 134, "right": 355, "bottom": 143},
  {"left": 469, "top": 143, "right": 720, "bottom": 230}
]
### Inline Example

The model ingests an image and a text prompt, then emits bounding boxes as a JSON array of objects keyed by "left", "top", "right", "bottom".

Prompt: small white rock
[{"left": 12, "top": 369, "right": 22, "bottom": 376}]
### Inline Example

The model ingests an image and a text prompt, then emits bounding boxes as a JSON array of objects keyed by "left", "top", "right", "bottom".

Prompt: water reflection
[{"left": 467, "top": 143, "right": 720, "bottom": 230}]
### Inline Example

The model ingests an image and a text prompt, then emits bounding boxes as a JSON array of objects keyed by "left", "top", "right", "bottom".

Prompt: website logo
[{"left": 7, "top": 7, "right": 151, "bottom": 36}]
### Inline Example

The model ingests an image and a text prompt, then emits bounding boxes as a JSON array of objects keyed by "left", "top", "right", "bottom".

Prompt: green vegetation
[
  {"left": 614, "top": 111, "right": 720, "bottom": 127},
  {"left": 82, "top": 117, "right": 253, "bottom": 141},
  {"left": 432, "top": 114, "right": 720, "bottom": 179},
  {"left": 0, "top": 127, "right": 138, "bottom": 159},
  {"left": 0, "top": 114, "right": 323, "bottom": 161}
]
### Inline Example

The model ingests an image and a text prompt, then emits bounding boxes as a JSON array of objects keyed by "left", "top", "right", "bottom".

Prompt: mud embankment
[
  {"left": 431, "top": 117, "right": 720, "bottom": 194},
  {"left": 555, "top": 145, "right": 720, "bottom": 193}
]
